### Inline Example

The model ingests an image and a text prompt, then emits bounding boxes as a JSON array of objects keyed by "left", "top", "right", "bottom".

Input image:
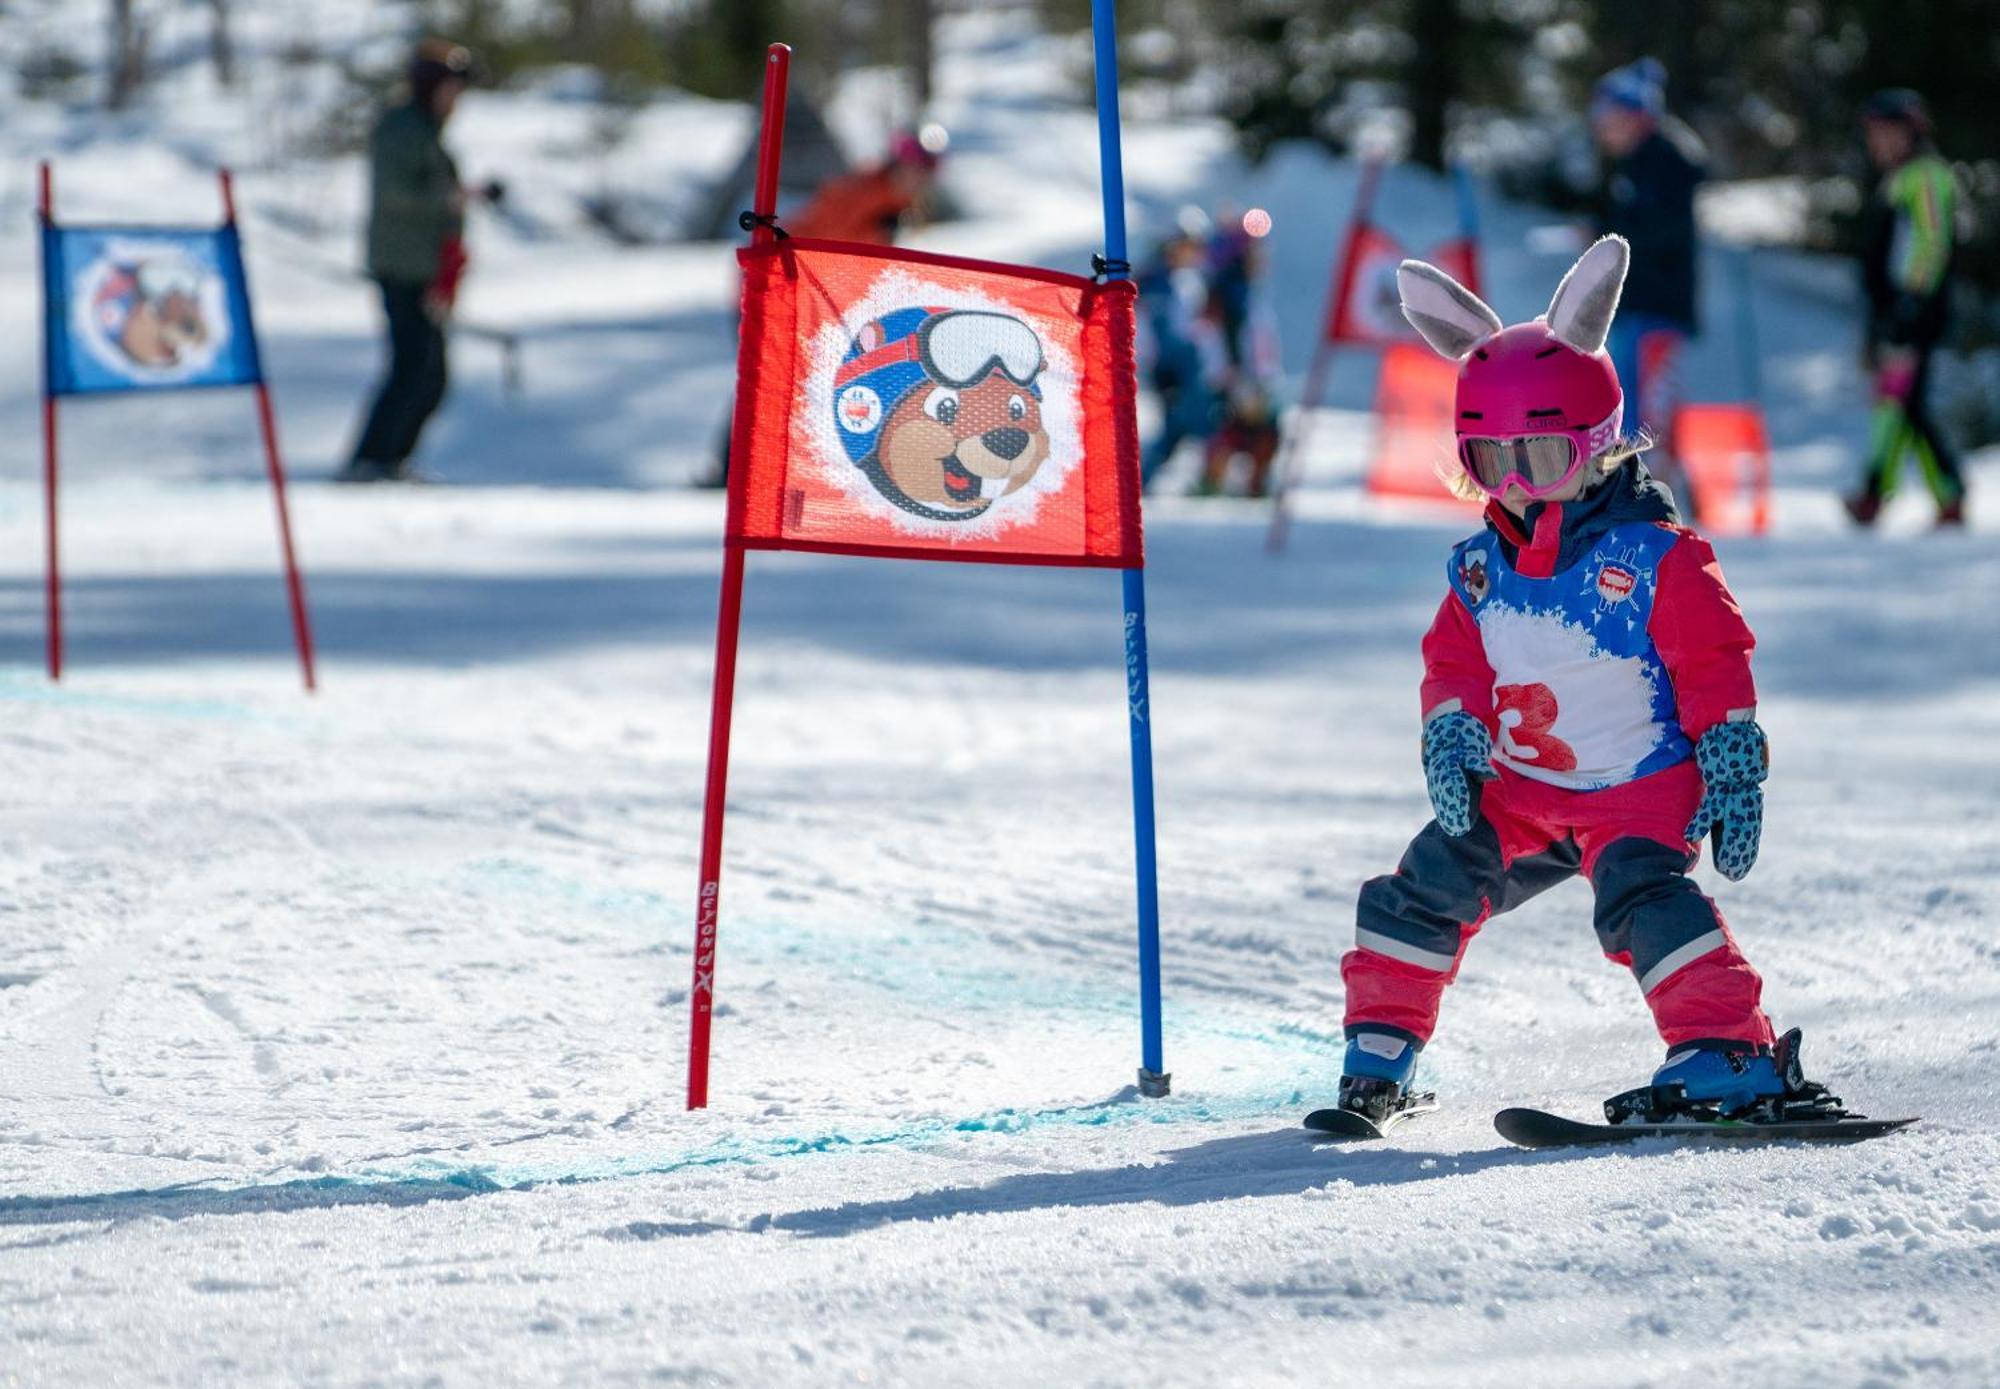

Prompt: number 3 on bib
[{"left": 1495, "top": 682, "right": 1578, "bottom": 772}]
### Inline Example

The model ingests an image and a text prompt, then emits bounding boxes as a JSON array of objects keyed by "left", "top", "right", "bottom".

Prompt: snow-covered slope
[{"left": 2, "top": 9, "right": 1997, "bottom": 1388}]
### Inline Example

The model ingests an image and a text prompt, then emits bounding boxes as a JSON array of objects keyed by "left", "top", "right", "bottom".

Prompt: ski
[
  {"left": 1494, "top": 1028, "right": 1918, "bottom": 1149},
  {"left": 1304, "top": 1095, "right": 1439, "bottom": 1141},
  {"left": 1494, "top": 1107, "right": 1918, "bottom": 1150}
]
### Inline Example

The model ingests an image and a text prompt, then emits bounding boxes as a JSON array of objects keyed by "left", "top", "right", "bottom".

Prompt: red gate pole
[
  {"left": 37, "top": 161, "right": 63, "bottom": 681},
  {"left": 1265, "top": 159, "right": 1382, "bottom": 555},
  {"left": 688, "top": 41, "right": 790, "bottom": 1111},
  {"left": 220, "top": 169, "right": 318, "bottom": 693},
  {"left": 253, "top": 381, "right": 317, "bottom": 692}
]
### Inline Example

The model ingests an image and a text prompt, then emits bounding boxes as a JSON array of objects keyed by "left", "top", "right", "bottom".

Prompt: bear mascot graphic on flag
[
  {"left": 805, "top": 268, "right": 1086, "bottom": 541},
  {"left": 833, "top": 305, "right": 1053, "bottom": 521},
  {"left": 91, "top": 257, "right": 214, "bottom": 368},
  {"left": 68, "top": 241, "right": 233, "bottom": 387}
]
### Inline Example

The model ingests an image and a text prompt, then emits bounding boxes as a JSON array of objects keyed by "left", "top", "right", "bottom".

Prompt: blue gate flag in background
[
  {"left": 42, "top": 225, "right": 263, "bottom": 396},
  {"left": 36, "top": 160, "right": 313, "bottom": 692}
]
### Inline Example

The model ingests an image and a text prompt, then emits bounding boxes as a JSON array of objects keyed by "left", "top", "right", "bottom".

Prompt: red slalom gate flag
[
  {"left": 1428, "top": 234, "right": 1482, "bottom": 299},
  {"left": 728, "top": 239, "right": 1143, "bottom": 567},
  {"left": 689, "top": 41, "right": 1169, "bottom": 1114},
  {"left": 1673, "top": 402, "right": 1773, "bottom": 537},
  {"left": 1326, "top": 221, "right": 1406, "bottom": 345},
  {"left": 1364, "top": 341, "right": 1477, "bottom": 505},
  {"left": 1327, "top": 226, "right": 1484, "bottom": 347}
]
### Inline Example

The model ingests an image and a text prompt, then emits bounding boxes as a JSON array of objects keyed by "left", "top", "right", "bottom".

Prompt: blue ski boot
[
  {"left": 1338, "top": 1032, "right": 1419, "bottom": 1124},
  {"left": 1652, "top": 1043, "right": 1785, "bottom": 1113},
  {"left": 1604, "top": 1028, "right": 1846, "bottom": 1125}
]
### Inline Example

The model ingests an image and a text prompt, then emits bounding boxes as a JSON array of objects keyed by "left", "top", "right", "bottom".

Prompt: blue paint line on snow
[
  {"left": 323, "top": 859, "right": 1374, "bottom": 1194},
  {"left": 0, "top": 669, "right": 273, "bottom": 723},
  {"left": 348, "top": 1072, "right": 1321, "bottom": 1193},
  {"left": 0, "top": 1078, "right": 1328, "bottom": 1221},
  {"left": 354, "top": 1039, "right": 1481, "bottom": 1195},
  {"left": 0, "top": 859, "right": 1346, "bottom": 1211}
]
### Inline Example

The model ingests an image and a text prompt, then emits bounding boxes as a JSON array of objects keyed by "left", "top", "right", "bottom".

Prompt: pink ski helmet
[{"left": 1397, "top": 236, "right": 1630, "bottom": 501}]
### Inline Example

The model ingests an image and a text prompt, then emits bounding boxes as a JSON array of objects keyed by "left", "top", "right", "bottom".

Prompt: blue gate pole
[
  {"left": 1451, "top": 161, "right": 1479, "bottom": 244},
  {"left": 1091, "top": 0, "right": 1168, "bottom": 1099},
  {"left": 1729, "top": 245, "right": 1765, "bottom": 405}
]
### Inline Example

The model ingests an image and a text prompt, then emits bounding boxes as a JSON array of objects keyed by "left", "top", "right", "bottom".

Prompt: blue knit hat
[{"left": 1592, "top": 58, "right": 1667, "bottom": 119}]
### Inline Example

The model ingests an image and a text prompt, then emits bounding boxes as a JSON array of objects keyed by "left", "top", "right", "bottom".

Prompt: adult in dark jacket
[
  {"left": 1845, "top": 89, "right": 1966, "bottom": 527},
  {"left": 340, "top": 41, "right": 473, "bottom": 483},
  {"left": 1591, "top": 59, "right": 1704, "bottom": 497}
]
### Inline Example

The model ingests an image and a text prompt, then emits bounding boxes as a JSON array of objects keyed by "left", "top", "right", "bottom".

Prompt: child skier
[{"left": 1336, "top": 236, "right": 1802, "bottom": 1127}]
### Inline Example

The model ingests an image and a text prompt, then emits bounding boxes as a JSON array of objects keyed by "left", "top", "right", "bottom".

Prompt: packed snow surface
[{"left": 2, "top": 10, "right": 1997, "bottom": 1387}]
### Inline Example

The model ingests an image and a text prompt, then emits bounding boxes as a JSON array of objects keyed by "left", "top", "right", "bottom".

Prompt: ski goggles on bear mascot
[{"left": 1396, "top": 235, "right": 1631, "bottom": 502}]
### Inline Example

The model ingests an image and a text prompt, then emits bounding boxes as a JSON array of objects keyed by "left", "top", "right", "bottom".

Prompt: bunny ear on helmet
[
  {"left": 1545, "top": 235, "right": 1630, "bottom": 354},
  {"left": 1397, "top": 259, "right": 1503, "bottom": 361}
]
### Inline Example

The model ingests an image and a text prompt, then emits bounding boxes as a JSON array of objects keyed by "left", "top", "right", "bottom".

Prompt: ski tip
[
  {"left": 1303, "top": 1107, "right": 1385, "bottom": 1141},
  {"left": 1864, "top": 1116, "right": 1924, "bottom": 1136},
  {"left": 1304, "top": 1098, "right": 1439, "bottom": 1141},
  {"left": 1492, "top": 1107, "right": 1573, "bottom": 1148}
]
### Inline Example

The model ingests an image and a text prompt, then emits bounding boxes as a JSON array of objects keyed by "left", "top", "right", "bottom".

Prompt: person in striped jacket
[{"left": 1846, "top": 88, "right": 1967, "bottom": 528}]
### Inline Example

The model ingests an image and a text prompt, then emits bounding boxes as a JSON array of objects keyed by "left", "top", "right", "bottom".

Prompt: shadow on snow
[
  {"left": 0, "top": 1171, "right": 498, "bottom": 1228},
  {"left": 0, "top": 1129, "right": 1565, "bottom": 1233},
  {"left": 647, "top": 1129, "right": 1565, "bottom": 1241}
]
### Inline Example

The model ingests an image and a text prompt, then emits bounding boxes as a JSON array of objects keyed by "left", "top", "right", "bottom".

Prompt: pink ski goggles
[{"left": 1456, "top": 408, "right": 1622, "bottom": 501}]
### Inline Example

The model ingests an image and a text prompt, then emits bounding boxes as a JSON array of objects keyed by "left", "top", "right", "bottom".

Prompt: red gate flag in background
[
  {"left": 1674, "top": 402, "right": 1773, "bottom": 536},
  {"left": 1328, "top": 223, "right": 1481, "bottom": 347},
  {"left": 728, "top": 239, "right": 1143, "bottom": 568},
  {"left": 1363, "top": 341, "right": 1476, "bottom": 506},
  {"left": 1266, "top": 159, "right": 1485, "bottom": 552}
]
